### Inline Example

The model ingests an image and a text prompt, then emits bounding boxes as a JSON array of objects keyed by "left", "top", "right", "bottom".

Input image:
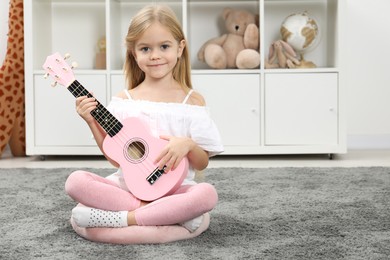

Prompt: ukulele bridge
[{"left": 146, "top": 166, "right": 167, "bottom": 185}]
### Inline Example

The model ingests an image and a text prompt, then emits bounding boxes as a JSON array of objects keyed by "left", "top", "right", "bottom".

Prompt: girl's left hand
[{"left": 155, "top": 135, "right": 195, "bottom": 172}]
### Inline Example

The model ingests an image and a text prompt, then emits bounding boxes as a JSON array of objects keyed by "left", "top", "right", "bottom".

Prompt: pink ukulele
[{"left": 43, "top": 52, "right": 188, "bottom": 201}]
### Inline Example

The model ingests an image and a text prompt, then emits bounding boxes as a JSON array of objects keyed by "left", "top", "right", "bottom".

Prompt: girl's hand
[
  {"left": 155, "top": 135, "right": 195, "bottom": 172},
  {"left": 75, "top": 95, "right": 98, "bottom": 124}
]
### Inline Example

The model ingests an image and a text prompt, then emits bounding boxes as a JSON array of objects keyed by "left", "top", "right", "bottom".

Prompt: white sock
[
  {"left": 72, "top": 207, "right": 128, "bottom": 228},
  {"left": 180, "top": 214, "right": 204, "bottom": 232}
]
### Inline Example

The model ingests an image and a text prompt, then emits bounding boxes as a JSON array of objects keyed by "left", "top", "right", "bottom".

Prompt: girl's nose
[{"left": 150, "top": 49, "right": 161, "bottom": 60}]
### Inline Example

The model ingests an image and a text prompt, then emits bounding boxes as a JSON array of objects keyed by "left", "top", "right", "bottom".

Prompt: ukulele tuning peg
[
  {"left": 44, "top": 73, "right": 49, "bottom": 79},
  {"left": 71, "top": 61, "right": 78, "bottom": 69},
  {"left": 51, "top": 81, "right": 57, "bottom": 87},
  {"left": 64, "top": 53, "right": 71, "bottom": 60}
]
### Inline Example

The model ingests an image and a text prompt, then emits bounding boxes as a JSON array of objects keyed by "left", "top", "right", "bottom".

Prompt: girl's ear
[{"left": 178, "top": 40, "right": 186, "bottom": 57}]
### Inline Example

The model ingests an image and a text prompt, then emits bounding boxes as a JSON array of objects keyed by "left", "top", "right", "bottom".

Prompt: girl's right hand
[{"left": 75, "top": 95, "right": 98, "bottom": 124}]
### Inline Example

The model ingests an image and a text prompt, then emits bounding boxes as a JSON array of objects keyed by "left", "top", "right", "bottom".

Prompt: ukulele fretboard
[{"left": 68, "top": 80, "right": 123, "bottom": 137}]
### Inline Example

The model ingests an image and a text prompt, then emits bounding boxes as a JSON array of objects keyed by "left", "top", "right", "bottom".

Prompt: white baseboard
[{"left": 348, "top": 134, "right": 390, "bottom": 149}]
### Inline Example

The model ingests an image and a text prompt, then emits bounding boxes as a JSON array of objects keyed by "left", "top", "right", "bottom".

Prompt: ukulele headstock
[{"left": 42, "top": 52, "right": 78, "bottom": 87}]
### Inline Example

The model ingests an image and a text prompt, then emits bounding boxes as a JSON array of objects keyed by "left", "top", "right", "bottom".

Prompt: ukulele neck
[{"left": 67, "top": 80, "right": 123, "bottom": 137}]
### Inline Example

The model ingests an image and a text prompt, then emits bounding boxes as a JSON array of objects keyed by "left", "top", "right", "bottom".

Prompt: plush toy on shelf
[
  {"left": 264, "top": 40, "right": 300, "bottom": 69},
  {"left": 197, "top": 7, "right": 260, "bottom": 69},
  {"left": 94, "top": 36, "right": 106, "bottom": 69}
]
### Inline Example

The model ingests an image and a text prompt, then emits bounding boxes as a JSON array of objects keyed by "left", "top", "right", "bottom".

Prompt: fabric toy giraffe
[{"left": 0, "top": 0, "right": 25, "bottom": 156}]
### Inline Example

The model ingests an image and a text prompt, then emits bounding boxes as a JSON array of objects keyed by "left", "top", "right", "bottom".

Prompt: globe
[{"left": 280, "top": 12, "right": 320, "bottom": 54}]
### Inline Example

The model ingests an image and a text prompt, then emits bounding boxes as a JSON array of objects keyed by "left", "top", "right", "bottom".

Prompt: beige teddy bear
[{"left": 197, "top": 8, "right": 260, "bottom": 69}]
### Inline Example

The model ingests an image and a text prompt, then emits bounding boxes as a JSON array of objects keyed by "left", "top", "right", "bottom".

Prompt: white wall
[
  {"left": 346, "top": 0, "right": 390, "bottom": 149},
  {"left": 1, "top": 0, "right": 389, "bottom": 150}
]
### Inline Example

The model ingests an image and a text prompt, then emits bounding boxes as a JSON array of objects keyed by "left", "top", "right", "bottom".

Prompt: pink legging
[{"left": 65, "top": 170, "right": 218, "bottom": 226}]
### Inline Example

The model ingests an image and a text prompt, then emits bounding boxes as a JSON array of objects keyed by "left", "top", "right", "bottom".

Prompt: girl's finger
[
  {"left": 76, "top": 96, "right": 86, "bottom": 106},
  {"left": 159, "top": 135, "right": 171, "bottom": 141},
  {"left": 154, "top": 147, "right": 167, "bottom": 165},
  {"left": 172, "top": 155, "right": 183, "bottom": 170},
  {"left": 164, "top": 156, "right": 176, "bottom": 173},
  {"left": 156, "top": 149, "right": 172, "bottom": 171}
]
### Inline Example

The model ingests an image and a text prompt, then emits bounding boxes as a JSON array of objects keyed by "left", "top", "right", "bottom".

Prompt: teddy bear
[{"left": 197, "top": 7, "right": 260, "bottom": 69}]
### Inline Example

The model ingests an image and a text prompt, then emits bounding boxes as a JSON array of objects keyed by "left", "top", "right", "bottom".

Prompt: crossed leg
[{"left": 65, "top": 170, "right": 218, "bottom": 229}]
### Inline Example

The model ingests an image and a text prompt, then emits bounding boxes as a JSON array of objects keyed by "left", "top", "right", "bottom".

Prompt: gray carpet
[{"left": 0, "top": 167, "right": 389, "bottom": 259}]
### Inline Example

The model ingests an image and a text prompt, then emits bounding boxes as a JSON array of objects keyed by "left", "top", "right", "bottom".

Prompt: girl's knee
[
  {"left": 64, "top": 170, "right": 88, "bottom": 196},
  {"left": 197, "top": 183, "right": 218, "bottom": 211}
]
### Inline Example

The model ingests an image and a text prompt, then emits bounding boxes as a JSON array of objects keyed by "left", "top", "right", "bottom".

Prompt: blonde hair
[{"left": 124, "top": 4, "right": 192, "bottom": 90}]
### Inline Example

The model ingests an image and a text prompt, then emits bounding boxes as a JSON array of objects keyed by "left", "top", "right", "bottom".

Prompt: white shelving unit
[{"left": 24, "top": 0, "right": 346, "bottom": 156}]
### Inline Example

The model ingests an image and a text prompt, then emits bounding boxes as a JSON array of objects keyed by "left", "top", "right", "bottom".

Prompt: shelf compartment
[
  {"left": 31, "top": 0, "right": 106, "bottom": 70},
  {"left": 187, "top": 0, "right": 260, "bottom": 70},
  {"left": 263, "top": 0, "right": 339, "bottom": 69}
]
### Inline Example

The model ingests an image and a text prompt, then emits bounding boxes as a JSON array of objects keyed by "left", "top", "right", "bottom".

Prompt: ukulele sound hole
[{"left": 124, "top": 138, "right": 148, "bottom": 163}]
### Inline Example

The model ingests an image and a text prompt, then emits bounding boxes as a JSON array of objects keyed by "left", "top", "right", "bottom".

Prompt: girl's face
[{"left": 133, "top": 22, "right": 185, "bottom": 81}]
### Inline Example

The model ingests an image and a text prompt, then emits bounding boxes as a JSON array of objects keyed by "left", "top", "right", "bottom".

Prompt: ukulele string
[
  {"left": 71, "top": 81, "right": 155, "bottom": 174},
  {"left": 105, "top": 121, "right": 158, "bottom": 175},
  {"left": 99, "top": 111, "right": 163, "bottom": 174}
]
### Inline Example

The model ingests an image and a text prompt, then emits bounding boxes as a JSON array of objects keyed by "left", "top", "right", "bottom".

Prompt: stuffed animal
[
  {"left": 197, "top": 8, "right": 260, "bottom": 69},
  {"left": 0, "top": 0, "right": 25, "bottom": 157},
  {"left": 291, "top": 55, "right": 317, "bottom": 69},
  {"left": 94, "top": 36, "right": 106, "bottom": 69},
  {"left": 264, "top": 40, "right": 300, "bottom": 69}
]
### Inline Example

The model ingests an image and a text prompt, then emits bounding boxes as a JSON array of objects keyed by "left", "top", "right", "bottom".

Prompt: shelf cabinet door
[
  {"left": 192, "top": 74, "right": 260, "bottom": 146},
  {"left": 34, "top": 74, "right": 107, "bottom": 146},
  {"left": 264, "top": 73, "right": 338, "bottom": 145}
]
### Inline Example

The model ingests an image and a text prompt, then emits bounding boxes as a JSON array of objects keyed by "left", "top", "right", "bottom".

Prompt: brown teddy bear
[{"left": 197, "top": 8, "right": 260, "bottom": 69}]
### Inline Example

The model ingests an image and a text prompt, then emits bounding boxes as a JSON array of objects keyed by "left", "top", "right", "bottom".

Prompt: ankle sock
[
  {"left": 180, "top": 214, "right": 204, "bottom": 232},
  {"left": 72, "top": 207, "right": 128, "bottom": 228}
]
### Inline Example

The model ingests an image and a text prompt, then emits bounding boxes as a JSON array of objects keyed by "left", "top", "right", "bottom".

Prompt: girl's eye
[
  {"left": 140, "top": 47, "right": 150, "bottom": 52},
  {"left": 161, "top": 44, "right": 170, "bottom": 50}
]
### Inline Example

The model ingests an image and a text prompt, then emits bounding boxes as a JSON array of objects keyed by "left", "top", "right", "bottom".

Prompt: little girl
[{"left": 65, "top": 4, "right": 223, "bottom": 234}]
